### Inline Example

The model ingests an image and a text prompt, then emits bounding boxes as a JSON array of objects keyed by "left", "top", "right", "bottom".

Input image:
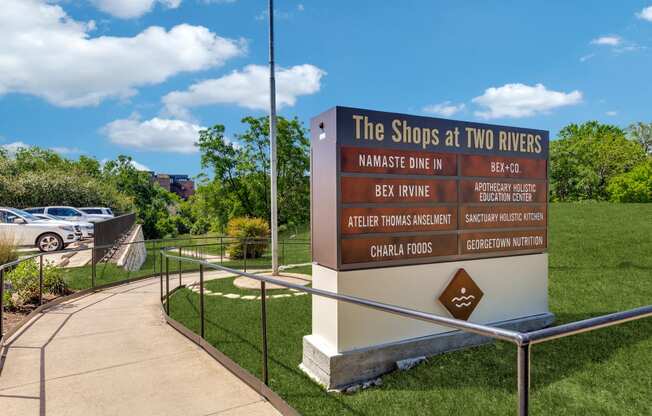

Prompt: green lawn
[
  {"left": 168, "top": 203, "right": 652, "bottom": 415},
  {"left": 60, "top": 229, "right": 311, "bottom": 291}
]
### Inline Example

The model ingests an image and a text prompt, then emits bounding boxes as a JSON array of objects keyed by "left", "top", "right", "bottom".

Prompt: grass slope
[{"left": 169, "top": 203, "right": 652, "bottom": 414}]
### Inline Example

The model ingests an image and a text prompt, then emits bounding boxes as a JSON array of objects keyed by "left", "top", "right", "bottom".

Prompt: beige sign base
[{"left": 301, "top": 254, "right": 552, "bottom": 389}]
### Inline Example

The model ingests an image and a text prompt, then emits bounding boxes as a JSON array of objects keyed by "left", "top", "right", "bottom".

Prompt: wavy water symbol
[{"left": 451, "top": 287, "right": 475, "bottom": 308}]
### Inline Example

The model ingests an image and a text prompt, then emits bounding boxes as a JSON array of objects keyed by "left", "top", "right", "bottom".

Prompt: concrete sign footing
[{"left": 301, "top": 312, "right": 554, "bottom": 390}]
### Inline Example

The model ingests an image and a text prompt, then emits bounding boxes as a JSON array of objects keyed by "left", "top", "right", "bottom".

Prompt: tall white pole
[{"left": 269, "top": 0, "right": 279, "bottom": 275}]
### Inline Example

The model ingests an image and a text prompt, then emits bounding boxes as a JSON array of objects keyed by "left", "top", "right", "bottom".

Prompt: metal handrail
[
  {"left": 160, "top": 246, "right": 652, "bottom": 416},
  {"left": 0, "top": 236, "right": 310, "bottom": 346}
]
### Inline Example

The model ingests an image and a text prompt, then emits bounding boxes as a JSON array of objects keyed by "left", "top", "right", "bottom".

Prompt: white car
[
  {"left": 33, "top": 214, "right": 94, "bottom": 239},
  {"left": 79, "top": 207, "right": 114, "bottom": 217},
  {"left": 24, "top": 206, "right": 111, "bottom": 223},
  {"left": 0, "top": 208, "right": 80, "bottom": 252}
]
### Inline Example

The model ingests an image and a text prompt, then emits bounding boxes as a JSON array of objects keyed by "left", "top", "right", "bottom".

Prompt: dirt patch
[{"left": 2, "top": 311, "right": 27, "bottom": 336}]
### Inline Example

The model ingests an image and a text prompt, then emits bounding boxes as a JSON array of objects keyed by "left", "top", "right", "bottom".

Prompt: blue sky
[{"left": 1, "top": 0, "right": 651, "bottom": 176}]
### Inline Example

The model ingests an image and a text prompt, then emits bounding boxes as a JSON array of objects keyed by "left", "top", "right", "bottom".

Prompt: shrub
[
  {"left": 607, "top": 160, "right": 652, "bottom": 202},
  {"left": 4, "top": 259, "right": 69, "bottom": 309},
  {"left": 171, "top": 215, "right": 192, "bottom": 235},
  {"left": 190, "top": 217, "right": 211, "bottom": 235},
  {"left": 227, "top": 217, "right": 270, "bottom": 259},
  {"left": 0, "top": 234, "right": 18, "bottom": 265},
  {"left": 155, "top": 216, "right": 179, "bottom": 239}
]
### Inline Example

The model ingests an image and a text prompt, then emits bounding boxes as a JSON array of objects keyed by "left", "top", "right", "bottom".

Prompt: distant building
[{"left": 148, "top": 172, "right": 195, "bottom": 200}]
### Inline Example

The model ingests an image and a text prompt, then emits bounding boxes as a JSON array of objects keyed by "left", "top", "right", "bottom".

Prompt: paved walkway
[{"left": 0, "top": 274, "right": 280, "bottom": 416}]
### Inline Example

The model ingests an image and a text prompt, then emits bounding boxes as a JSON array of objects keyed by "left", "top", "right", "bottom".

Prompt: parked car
[
  {"left": 0, "top": 207, "right": 80, "bottom": 252},
  {"left": 24, "top": 206, "right": 111, "bottom": 223},
  {"left": 33, "top": 213, "right": 94, "bottom": 239},
  {"left": 79, "top": 207, "right": 114, "bottom": 217}
]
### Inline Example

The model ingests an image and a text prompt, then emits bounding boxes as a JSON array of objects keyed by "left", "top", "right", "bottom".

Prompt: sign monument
[{"left": 302, "top": 107, "right": 554, "bottom": 389}]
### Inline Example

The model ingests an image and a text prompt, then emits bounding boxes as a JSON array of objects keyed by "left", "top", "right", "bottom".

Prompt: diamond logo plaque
[{"left": 438, "top": 269, "right": 484, "bottom": 321}]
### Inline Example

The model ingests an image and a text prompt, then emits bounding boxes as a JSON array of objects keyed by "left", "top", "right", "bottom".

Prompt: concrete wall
[{"left": 116, "top": 225, "right": 147, "bottom": 272}]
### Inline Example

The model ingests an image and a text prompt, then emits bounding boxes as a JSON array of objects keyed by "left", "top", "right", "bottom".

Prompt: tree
[
  {"left": 196, "top": 116, "right": 310, "bottom": 228},
  {"left": 607, "top": 159, "right": 652, "bottom": 202},
  {"left": 627, "top": 122, "right": 652, "bottom": 154},
  {"left": 102, "top": 155, "right": 179, "bottom": 238},
  {"left": 550, "top": 121, "right": 647, "bottom": 201}
]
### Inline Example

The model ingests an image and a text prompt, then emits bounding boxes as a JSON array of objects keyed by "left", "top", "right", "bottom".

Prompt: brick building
[{"left": 149, "top": 172, "right": 195, "bottom": 200}]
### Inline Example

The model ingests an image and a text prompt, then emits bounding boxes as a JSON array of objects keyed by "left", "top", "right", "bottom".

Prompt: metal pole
[
  {"left": 518, "top": 343, "right": 531, "bottom": 416},
  {"left": 282, "top": 239, "right": 285, "bottom": 267},
  {"left": 91, "top": 247, "right": 96, "bottom": 289},
  {"left": 0, "top": 269, "right": 4, "bottom": 341},
  {"left": 200, "top": 264, "right": 205, "bottom": 339},
  {"left": 178, "top": 247, "right": 182, "bottom": 287},
  {"left": 159, "top": 252, "right": 163, "bottom": 302},
  {"left": 220, "top": 236, "right": 224, "bottom": 264},
  {"left": 268, "top": 0, "right": 279, "bottom": 276},
  {"left": 165, "top": 257, "right": 170, "bottom": 315},
  {"left": 39, "top": 255, "right": 44, "bottom": 306},
  {"left": 261, "top": 280, "right": 269, "bottom": 385},
  {"left": 243, "top": 240, "right": 248, "bottom": 273}
]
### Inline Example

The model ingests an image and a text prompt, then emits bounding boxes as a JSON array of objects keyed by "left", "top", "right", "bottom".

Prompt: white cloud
[
  {"left": 101, "top": 157, "right": 151, "bottom": 171},
  {"left": 580, "top": 53, "right": 595, "bottom": 62},
  {"left": 163, "top": 64, "right": 325, "bottom": 119},
  {"left": 103, "top": 114, "right": 204, "bottom": 153},
  {"left": 1, "top": 141, "right": 31, "bottom": 156},
  {"left": 50, "top": 146, "right": 84, "bottom": 155},
  {"left": 130, "top": 160, "right": 151, "bottom": 171},
  {"left": 591, "top": 36, "right": 622, "bottom": 46},
  {"left": 636, "top": 6, "right": 652, "bottom": 22},
  {"left": 297, "top": 4, "right": 305, "bottom": 11},
  {"left": 606, "top": 111, "right": 618, "bottom": 116},
  {"left": 472, "top": 83, "right": 582, "bottom": 119},
  {"left": 90, "top": 0, "right": 181, "bottom": 19},
  {"left": 422, "top": 101, "right": 465, "bottom": 117},
  {"left": 0, "top": 0, "right": 246, "bottom": 107}
]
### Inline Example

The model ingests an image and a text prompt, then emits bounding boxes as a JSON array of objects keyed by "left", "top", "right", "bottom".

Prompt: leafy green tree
[
  {"left": 607, "top": 159, "right": 652, "bottom": 202},
  {"left": 550, "top": 121, "right": 647, "bottom": 201},
  {"left": 196, "top": 116, "right": 310, "bottom": 228},
  {"left": 102, "top": 155, "right": 179, "bottom": 238},
  {"left": 627, "top": 122, "right": 652, "bottom": 154}
]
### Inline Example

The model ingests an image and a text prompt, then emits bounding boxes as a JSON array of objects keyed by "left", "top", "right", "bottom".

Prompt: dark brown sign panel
[
  {"left": 460, "top": 205, "right": 546, "bottom": 229},
  {"left": 460, "top": 155, "right": 546, "bottom": 179},
  {"left": 460, "top": 230, "right": 547, "bottom": 254},
  {"left": 341, "top": 206, "right": 457, "bottom": 234},
  {"left": 310, "top": 106, "right": 549, "bottom": 270},
  {"left": 341, "top": 146, "right": 457, "bottom": 176},
  {"left": 341, "top": 234, "right": 458, "bottom": 264},
  {"left": 341, "top": 177, "right": 458, "bottom": 204},
  {"left": 460, "top": 179, "right": 547, "bottom": 203},
  {"left": 438, "top": 269, "right": 484, "bottom": 321}
]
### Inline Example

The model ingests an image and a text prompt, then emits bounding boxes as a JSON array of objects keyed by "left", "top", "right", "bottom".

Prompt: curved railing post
[
  {"left": 200, "top": 263, "right": 205, "bottom": 339},
  {"left": 518, "top": 343, "right": 531, "bottom": 416},
  {"left": 91, "top": 247, "right": 96, "bottom": 289},
  {"left": 243, "top": 240, "right": 248, "bottom": 273},
  {"left": 0, "top": 268, "right": 4, "bottom": 343},
  {"left": 159, "top": 251, "right": 163, "bottom": 302},
  {"left": 165, "top": 257, "right": 170, "bottom": 315},
  {"left": 178, "top": 247, "right": 182, "bottom": 287},
  {"left": 261, "top": 280, "right": 269, "bottom": 386},
  {"left": 39, "top": 255, "right": 44, "bottom": 306}
]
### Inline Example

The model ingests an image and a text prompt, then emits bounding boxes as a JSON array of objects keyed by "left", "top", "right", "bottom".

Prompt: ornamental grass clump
[
  {"left": 227, "top": 217, "right": 270, "bottom": 259},
  {"left": 0, "top": 234, "right": 18, "bottom": 266}
]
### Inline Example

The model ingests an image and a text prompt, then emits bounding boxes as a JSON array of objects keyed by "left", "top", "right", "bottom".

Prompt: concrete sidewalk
[{"left": 0, "top": 275, "right": 281, "bottom": 416}]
